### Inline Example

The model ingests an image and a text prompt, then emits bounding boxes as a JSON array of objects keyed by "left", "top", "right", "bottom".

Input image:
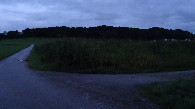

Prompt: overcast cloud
[{"left": 0, "top": 0, "right": 195, "bottom": 33}]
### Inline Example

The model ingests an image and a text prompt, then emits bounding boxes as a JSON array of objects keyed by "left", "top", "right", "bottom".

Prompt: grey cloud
[{"left": 0, "top": 0, "right": 194, "bottom": 33}]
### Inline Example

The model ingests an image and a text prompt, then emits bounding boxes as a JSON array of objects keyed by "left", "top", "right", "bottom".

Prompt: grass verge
[
  {"left": 0, "top": 37, "right": 58, "bottom": 60},
  {"left": 28, "top": 38, "right": 195, "bottom": 74},
  {"left": 0, "top": 44, "right": 30, "bottom": 60},
  {"left": 142, "top": 79, "right": 195, "bottom": 109}
]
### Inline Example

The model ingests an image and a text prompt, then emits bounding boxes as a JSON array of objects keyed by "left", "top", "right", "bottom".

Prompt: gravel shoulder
[{"left": 0, "top": 45, "right": 194, "bottom": 109}]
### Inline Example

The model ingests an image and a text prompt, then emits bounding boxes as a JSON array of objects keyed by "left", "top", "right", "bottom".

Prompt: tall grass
[
  {"left": 142, "top": 79, "right": 195, "bottom": 109},
  {"left": 29, "top": 38, "right": 195, "bottom": 74}
]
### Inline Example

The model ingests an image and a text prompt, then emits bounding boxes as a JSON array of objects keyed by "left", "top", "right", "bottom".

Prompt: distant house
[
  {"left": 171, "top": 39, "right": 177, "bottom": 41},
  {"left": 164, "top": 39, "right": 177, "bottom": 42},
  {"left": 185, "top": 39, "right": 191, "bottom": 42},
  {"left": 19, "top": 32, "right": 23, "bottom": 35}
]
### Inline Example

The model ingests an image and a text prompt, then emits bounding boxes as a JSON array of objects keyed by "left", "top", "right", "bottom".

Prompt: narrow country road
[{"left": 0, "top": 45, "right": 194, "bottom": 109}]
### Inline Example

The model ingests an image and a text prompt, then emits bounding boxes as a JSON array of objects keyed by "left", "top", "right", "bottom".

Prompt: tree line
[{"left": 0, "top": 25, "right": 194, "bottom": 40}]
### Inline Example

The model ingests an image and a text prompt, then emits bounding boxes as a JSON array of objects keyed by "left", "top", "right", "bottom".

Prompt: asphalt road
[{"left": 0, "top": 45, "right": 194, "bottom": 109}]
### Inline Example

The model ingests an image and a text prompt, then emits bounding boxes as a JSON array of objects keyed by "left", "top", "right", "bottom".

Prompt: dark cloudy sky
[{"left": 0, "top": 0, "right": 195, "bottom": 33}]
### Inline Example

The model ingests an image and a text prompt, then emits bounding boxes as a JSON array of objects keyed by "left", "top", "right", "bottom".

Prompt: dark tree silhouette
[
  {"left": 6, "top": 30, "right": 20, "bottom": 39},
  {"left": 1, "top": 25, "right": 194, "bottom": 40}
]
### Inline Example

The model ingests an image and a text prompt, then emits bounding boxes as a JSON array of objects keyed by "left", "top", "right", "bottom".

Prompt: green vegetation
[
  {"left": 142, "top": 79, "right": 195, "bottom": 109},
  {"left": 0, "top": 37, "right": 56, "bottom": 44},
  {"left": 0, "top": 38, "right": 57, "bottom": 60},
  {"left": 0, "top": 44, "right": 30, "bottom": 60},
  {"left": 28, "top": 38, "right": 195, "bottom": 74}
]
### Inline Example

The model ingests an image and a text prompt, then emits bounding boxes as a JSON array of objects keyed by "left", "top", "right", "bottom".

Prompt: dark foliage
[
  {"left": 29, "top": 38, "right": 195, "bottom": 74},
  {"left": 1, "top": 25, "right": 195, "bottom": 40},
  {"left": 0, "top": 33, "right": 6, "bottom": 39},
  {"left": 7, "top": 30, "right": 20, "bottom": 38},
  {"left": 0, "top": 30, "right": 21, "bottom": 39}
]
